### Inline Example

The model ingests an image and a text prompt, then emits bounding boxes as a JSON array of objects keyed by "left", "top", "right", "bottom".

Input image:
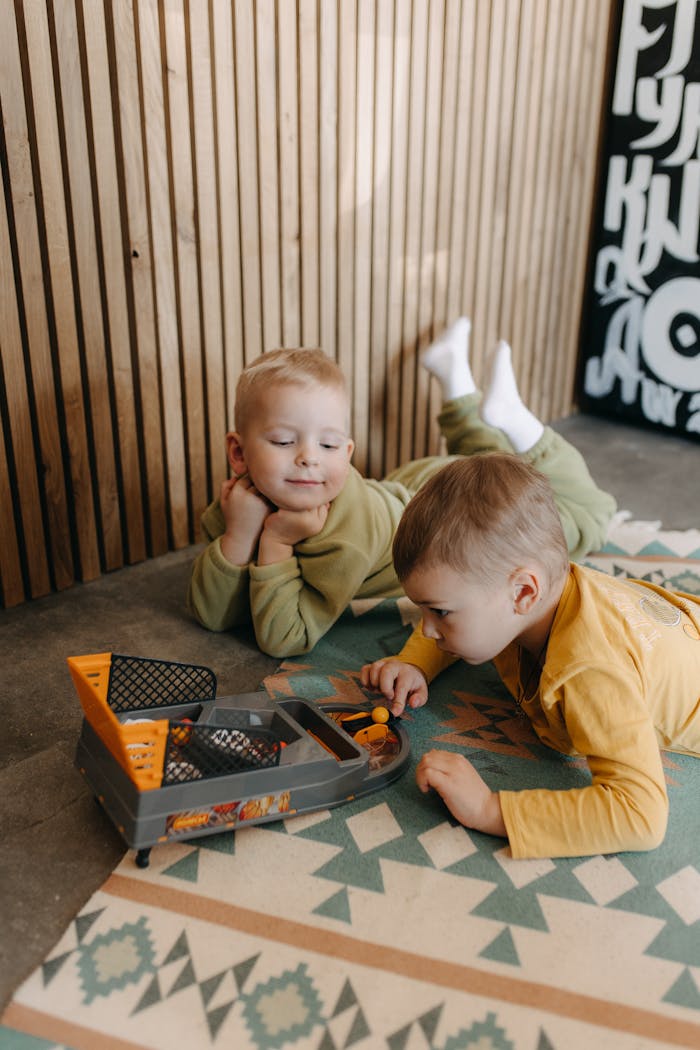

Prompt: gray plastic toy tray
[{"left": 69, "top": 652, "right": 410, "bottom": 868}]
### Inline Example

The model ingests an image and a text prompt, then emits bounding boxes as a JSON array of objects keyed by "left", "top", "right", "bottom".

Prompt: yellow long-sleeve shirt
[{"left": 399, "top": 564, "right": 700, "bottom": 858}]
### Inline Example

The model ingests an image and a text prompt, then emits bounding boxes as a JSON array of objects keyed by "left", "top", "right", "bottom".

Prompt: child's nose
[
  {"left": 296, "top": 443, "right": 319, "bottom": 466},
  {"left": 421, "top": 617, "right": 440, "bottom": 640}
]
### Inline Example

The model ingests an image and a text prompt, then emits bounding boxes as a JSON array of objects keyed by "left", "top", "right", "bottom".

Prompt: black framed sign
[{"left": 579, "top": 0, "right": 700, "bottom": 440}]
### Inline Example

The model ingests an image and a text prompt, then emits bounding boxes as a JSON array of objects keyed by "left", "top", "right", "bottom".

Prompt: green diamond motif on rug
[
  {"left": 76, "top": 916, "right": 156, "bottom": 1004},
  {"left": 241, "top": 963, "right": 324, "bottom": 1049}
]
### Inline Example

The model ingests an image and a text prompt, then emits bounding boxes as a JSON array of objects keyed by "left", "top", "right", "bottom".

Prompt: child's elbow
[
  {"left": 187, "top": 590, "right": 214, "bottom": 630},
  {"left": 259, "top": 634, "right": 314, "bottom": 659},
  {"left": 639, "top": 807, "right": 668, "bottom": 851},
  {"left": 624, "top": 796, "right": 669, "bottom": 852},
  {"left": 187, "top": 588, "right": 240, "bottom": 633},
  {"left": 190, "top": 604, "right": 226, "bottom": 633}
]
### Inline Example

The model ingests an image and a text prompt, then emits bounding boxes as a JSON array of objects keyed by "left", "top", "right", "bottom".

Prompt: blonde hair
[
  {"left": 393, "top": 453, "right": 569, "bottom": 587},
  {"left": 234, "top": 348, "right": 348, "bottom": 431}
]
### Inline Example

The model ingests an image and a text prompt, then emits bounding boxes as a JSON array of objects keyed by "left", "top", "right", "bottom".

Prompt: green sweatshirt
[{"left": 188, "top": 466, "right": 414, "bottom": 656}]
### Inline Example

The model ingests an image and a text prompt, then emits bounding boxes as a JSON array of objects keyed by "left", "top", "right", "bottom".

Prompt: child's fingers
[
  {"left": 406, "top": 684, "right": 428, "bottom": 709},
  {"left": 416, "top": 749, "right": 455, "bottom": 792},
  {"left": 360, "top": 660, "right": 386, "bottom": 689},
  {"left": 416, "top": 752, "right": 441, "bottom": 794},
  {"left": 360, "top": 661, "right": 427, "bottom": 716}
]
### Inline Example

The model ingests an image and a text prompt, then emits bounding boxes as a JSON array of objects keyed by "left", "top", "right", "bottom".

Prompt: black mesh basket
[
  {"left": 162, "top": 722, "right": 283, "bottom": 785},
  {"left": 107, "top": 654, "right": 217, "bottom": 714}
]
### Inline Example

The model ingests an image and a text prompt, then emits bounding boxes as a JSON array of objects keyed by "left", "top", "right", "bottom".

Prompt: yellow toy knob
[{"left": 371, "top": 706, "right": 390, "bottom": 724}]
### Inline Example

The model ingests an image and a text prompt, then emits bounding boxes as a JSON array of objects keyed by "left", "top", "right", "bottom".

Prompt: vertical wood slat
[
  {"left": 189, "top": 0, "right": 227, "bottom": 493},
  {"left": 398, "top": 0, "right": 429, "bottom": 466},
  {"left": 383, "top": 0, "right": 411, "bottom": 473},
  {"left": 529, "top": 0, "right": 571, "bottom": 420},
  {"left": 255, "top": 0, "right": 282, "bottom": 353},
  {"left": 538, "top": 0, "right": 587, "bottom": 421},
  {"left": 509, "top": 0, "right": 549, "bottom": 399},
  {"left": 368, "top": 0, "right": 395, "bottom": 480},
  {"left": 483, "top": 0, "right": 520, "bottom": 361},
  {"left": 163, "top": 0, "right": 208, "bottom": 526},
  {"left": 2, "top": 2, "right": 75, "bottom": 592},
  {"left": 1, "top": 0, "right": 616, "bottom": 607},
  {"left": 558, "top": 0, "right": 617, "bottom": 417},
  {"left": 298, "top": 0, "right": 320, "bottom": 349},
  {"left": 0, "top": 385, "right": 24, "bottom": 607},
  {"left": 318, "top": 0, "right": 338, "bottom": 365},
  {"left": 278, "top": 0, "right": 301, "bottom": 348},
  {"left": 470, "top": 0, "right": 507, "bottom": 368},
  {"left": 110, "top": 0, "right": 169, "bottom": 556},
  {"left": 415, "top": 0, "right": 445, "bottom": 457},
  {"left": 53, "top": 0, "right": 123, "bottom": 571},
  {"left": 427, "top": 0, "right": 463, "bottom": 457},
  {"left": 136, "top": 0, "right": 190, "bottom": 548},
  {"left": 233, "top": 0, "right": 263, "bottom": 366},
  {"left": 498, "top": 0, "right": 539, "bottom": 353},
  {"left": 0, "top": 180, "right": 49, "bottom": 602},
  {"left": 337, "top": 0, "right": 358, "bottom": 458},
  {"left": 211, "top": 0, "right": 245, "bottom": 427},
  {"left": 22, "top": 1, "right": 102, "bottom": 581},
  {"left": 78, "top": 0, "right": 145, "bottom": 564},
  {"left": 354, "top": 0, "right": 375, "bottom": 470},
  {"left": 446, "top": 0, "right": 476, "bottom": 326}
]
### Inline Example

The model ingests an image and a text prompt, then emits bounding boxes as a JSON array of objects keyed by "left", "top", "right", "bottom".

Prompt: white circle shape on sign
[{"left": 641, "top": 277, "right": 700, "bottom": 392}]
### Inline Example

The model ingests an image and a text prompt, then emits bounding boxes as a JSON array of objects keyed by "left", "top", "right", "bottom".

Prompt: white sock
[
  {"left": 481, "top": 340, "right": 544, "bottom": 453},
  {"left": 421, "top": 317, "right": 476, "bottom": 401}
]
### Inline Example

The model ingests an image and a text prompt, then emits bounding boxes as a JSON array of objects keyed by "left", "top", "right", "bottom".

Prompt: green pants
[{"left": 384, "top": 394, "right": 617, "bottom": 561}]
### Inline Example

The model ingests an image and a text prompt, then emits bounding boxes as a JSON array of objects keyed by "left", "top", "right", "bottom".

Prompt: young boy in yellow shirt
[
  {"left": 361, "top": 453, "right": 700, "bottom": 859},
  {"left": 188, "top": 319, "right": 616, "bottom": 657}
]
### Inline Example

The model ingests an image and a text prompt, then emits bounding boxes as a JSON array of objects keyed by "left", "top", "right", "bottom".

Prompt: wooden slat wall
[{"left": 0, "top": 0, "right": 615, "bottom": 608}]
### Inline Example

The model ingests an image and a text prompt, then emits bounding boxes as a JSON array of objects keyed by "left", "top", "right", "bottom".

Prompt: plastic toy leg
[{"left": 135, "top": 848, "right": 151, "bottom": 869}]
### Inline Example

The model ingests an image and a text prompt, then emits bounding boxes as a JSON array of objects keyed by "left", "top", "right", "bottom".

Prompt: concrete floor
[{"left": 1, "top": 411, "right": 698, "bottom": 1012}]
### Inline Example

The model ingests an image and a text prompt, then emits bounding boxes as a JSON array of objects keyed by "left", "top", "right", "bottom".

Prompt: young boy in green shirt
[
  {"left": 188, "top": 319, "right": 616, "bottom": 657},
  {"left": 361, "top": 453, "right": 700, "bottom": 858}
]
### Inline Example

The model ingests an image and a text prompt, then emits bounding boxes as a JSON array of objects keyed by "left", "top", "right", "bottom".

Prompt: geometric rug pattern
[{"left": 2, "top": 514, "right": 699, "bottom": 1049}]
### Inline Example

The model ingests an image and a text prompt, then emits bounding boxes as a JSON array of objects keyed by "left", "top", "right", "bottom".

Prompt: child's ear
[
  {"left": 345, "top": 438, "right": 355, "bottom": 462},
  {"left": 511, "top": 569, "right": 540, "bottom": 614},
  {"left": 226, "top": 432, "right": 247, "bottom": 476}
]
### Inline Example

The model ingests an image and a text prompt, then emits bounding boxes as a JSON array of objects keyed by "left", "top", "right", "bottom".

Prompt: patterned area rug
[{"left": 3, "top": 515, "right": 700, "bottom": 1050}]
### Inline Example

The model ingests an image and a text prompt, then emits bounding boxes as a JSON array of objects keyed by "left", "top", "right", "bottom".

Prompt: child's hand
[
  {"left": 360, "top": 659, "right": 428, "bottom": 716},
  {"left": 416, "top": 750, "right": 506, "bottom": 838},
  {"left": 219, "top": 476, "right": 272, "bottom": 565},
  {"left": 262, "top": 504, "right": 330, "bottom": 546},
  {"left": 257, "top": 504, "right": 330, "bottom": 563}
]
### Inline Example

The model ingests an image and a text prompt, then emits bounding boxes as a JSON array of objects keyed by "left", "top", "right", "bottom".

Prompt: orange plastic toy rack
[
  {"left": 67, "top": 653, "right": 167, "bottom": 790},
  {"left": 67, "top": 652, "right": 219, "bottom": 791}
]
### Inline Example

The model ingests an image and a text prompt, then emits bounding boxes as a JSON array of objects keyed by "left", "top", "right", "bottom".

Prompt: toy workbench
[{"left": 69, "top": 652, "right": 410, "bottom": 868}]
